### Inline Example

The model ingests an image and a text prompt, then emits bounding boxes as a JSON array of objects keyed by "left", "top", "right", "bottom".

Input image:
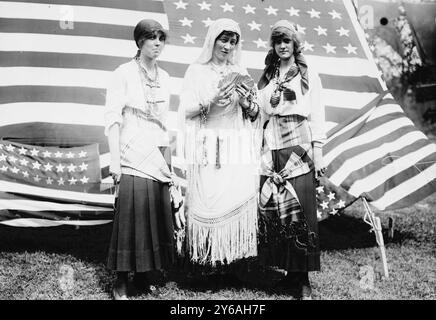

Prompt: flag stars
[
  {"left": 174, "top": 0, "right": 187, "bottom": 10},
  {"left": 320, "top": 201, "right": 329, "bottom": 209},
  {"left": 242, "top": 4, "right": 256, "bottom": 14},
  {"left": 78, "top": 151, "right": 87, "bottom": 158},
  {"left": 42, "top": 150, "right": 52, "bottom": 158},
  {"left": 79, "top": 162, "right": 88, "bottom": 171},
  {"left": 22, "top": 171, "right": 29, "bottom": 178},
  {"left": 68, "top": 177, "right": 78, "bottom": 185},
  {"left": 327, "top": 192, "right": 336, "bottom": 201},
  {"left": 220, "top": 2, "right": 234, "bottom": 13},
  {"left": 202, "top": 17, "right": 214, "bottom": 27},
  {"left": 253, "top": 38, "right": 268, "bottom": 48},
  {"left": 67, "top": 163, "right": 77, "bottom": 172},
  {"left": 19, "top": 158, "right": 29, "bottom": 166},
  {"left": 44, "top": 163, "right": 53, "bottom": 171},
  {"left": 33, "top": 175, "right": 41, "bottom": 182},
  {"left": 336, "top": 27, "right": 350, "bottom": 37},
  {"left": 11, "top": 167, "right": 20, "bottom": 174},
  {"left": 323, "top": 43, "right": 336, "bottom": 54},
  {"left": 66, "top": 152, "right": 74, "bottom": 159},
  {"left": 307, "top": 8, "right": 321, "bottom": 18},
  {"left": 8, "top": 156, "right": 17, "bottom": 164},
  {"left": 330, "top": 208, "right": 338, "bottom": 215},
  {"left": 56, "top": 163, "right": 65, "bottom": 173},
  {"left": 54, "top": 151, "right": 63, "bottom": 158},
  {"left": 344, "top": 44, "right": 358, "bottom": 54},
  {"left": 46, "top": 177, "right": 53, "bottom": 185},
  {"left": 337, "top": 200, "right": 346, "bottom": 208},
  {"left": 6, "top": 145, "right": 15, "bottom": 152},
  {"left": 30, "top": 148, "right": 39, "bottom": 156},
  {"left": 314, "top": 26, "right": 327, "bottom": 36},
  {"left": 296, "top": 24, "right": 306, "bottom": 34},
  {"left": 18, "top": 147, "right": 27, "bottom": 155},
  {"left": 0, "top": 154, "right": 6, "bottom": 162},
  {"left": 32, "top": 161, "right": 41, "bottom": 170},
  {"left": 264, "top": 5, "right": 278, "bottom": 16},
  {"left": 316, "top": 185, "right": 325, "bottom": 194},
  {"left": 181, "top": 33, "right": 196, "bottom": 44},
  {"left": 80, "top": 176, "right": 89, "bottom": 184},
  {"left": 302, "top": 41, "right": 315, "bottom": 52},
  {"left": 179, "top": 17, "right": 193, "bottom": 27},
  {"left": 58, "top": 177, "right": 65, "bottom": 186},
  {"left": 329, "top": 10, "right": 342, "bottom": 19},
  {"left": 317, "top": 210, "right": 323, "bottom": 219},
  {"left": 0, "top": 165, "right": 7, "bottom": 172},
  {"left": 248, "top": 21, "right": 261, "bottom": 31},
  {"left": 286, "top": 7, "right": 300, "bottom": 17},
  {"left": 197, "top": 1, "right": 211, "bottom": 11}
]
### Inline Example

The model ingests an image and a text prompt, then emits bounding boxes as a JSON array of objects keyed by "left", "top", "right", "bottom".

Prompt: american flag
[
  {"left": 0, "top": 140, "right": 113, "bottom": 225},
  {"left": 0, "top": 0, "right": 434, "bottom": 226}
]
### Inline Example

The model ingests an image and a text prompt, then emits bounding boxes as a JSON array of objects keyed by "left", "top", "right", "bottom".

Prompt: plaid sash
[{"left": 259, "top": 150, "right": 310, "bottom": 223}]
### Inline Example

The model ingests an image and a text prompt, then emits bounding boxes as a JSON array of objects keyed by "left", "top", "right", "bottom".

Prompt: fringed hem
[{"left": 186, "top": 196, "right": 258, "bottom": 266}]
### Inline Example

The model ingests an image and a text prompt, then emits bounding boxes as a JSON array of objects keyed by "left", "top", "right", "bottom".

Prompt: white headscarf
[{"left": 195, "top": 18, "right": 242, "bottom": 65}]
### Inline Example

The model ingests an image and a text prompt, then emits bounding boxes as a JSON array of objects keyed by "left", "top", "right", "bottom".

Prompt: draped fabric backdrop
[{"left": 0, "top": 0, "right": 435, "bottom": 226}]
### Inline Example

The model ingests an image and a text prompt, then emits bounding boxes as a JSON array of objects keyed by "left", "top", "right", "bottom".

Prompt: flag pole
[{"left": 361, "top": 197, "right": 389, "bottom": 278}]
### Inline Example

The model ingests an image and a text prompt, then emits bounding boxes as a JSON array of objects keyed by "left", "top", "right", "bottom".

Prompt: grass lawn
[{"left": 0, "top": 193, "right": 434, "bottom": 300}]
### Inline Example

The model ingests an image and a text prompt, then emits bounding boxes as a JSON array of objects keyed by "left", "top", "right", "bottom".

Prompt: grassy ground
[{"left": 0, "top": 192, "right": 434, "bottom": 300}]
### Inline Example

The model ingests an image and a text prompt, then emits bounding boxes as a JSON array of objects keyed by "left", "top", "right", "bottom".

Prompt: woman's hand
[
  {"left": 109, "top": 159, "right": 121, "bottom": 185},
  {"left": 313, "top": 146, "right": 326, "bottom": 179},
  {"left": 174, "top": 206, "right": 186, "bottom": 230},
  {"left": 212, "top": 81, "right": 235, "bottom": 107},
  {"left": 235, "top": 82, "right": 251, "bottom": 110}
]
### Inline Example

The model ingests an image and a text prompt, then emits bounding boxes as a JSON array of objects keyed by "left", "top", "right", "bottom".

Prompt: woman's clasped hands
[
  {"left": 211, "top": 81, "right": 236, "bottom": 107},
  {"left": 235, "top": 82, "right": 252, "bottom": 110}
]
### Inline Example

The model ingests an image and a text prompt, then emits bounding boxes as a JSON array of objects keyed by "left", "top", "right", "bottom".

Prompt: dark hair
[
  {"left": 270, "top": 30, "right": 301, "bottom": 54},
  {"left": 215, "top": 30, "right": 240, "bottom": 45},
  {"left": 134, "top": 19, "right": 167, "bottom": 49}
]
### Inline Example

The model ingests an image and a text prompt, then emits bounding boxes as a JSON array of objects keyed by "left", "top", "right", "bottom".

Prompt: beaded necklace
[{"left": 135, "top": 57, "right": 164, "bottom": 119}]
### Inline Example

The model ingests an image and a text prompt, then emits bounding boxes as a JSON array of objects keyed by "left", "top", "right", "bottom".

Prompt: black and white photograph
[{"left": 0, "top": 0, "right": 435, "bottom": 305}]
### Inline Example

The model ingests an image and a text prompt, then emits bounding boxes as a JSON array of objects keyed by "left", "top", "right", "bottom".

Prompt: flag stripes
[
  {"left": 0, "top": 180, "right": 114, "bottom": 206},
  {"left": 0, "top": 1, "right": 168, "bottom": 28},
  {"left": 323, "top": 92, "right": 436, "bottom": 210},
  {"left": 2, "top": 0, "right": 166, "bottom": 12},
  {"left": 0, "top": 218, "right": 112, "bottom": 227},
  {"left": 330, "top": 131, "right": 432, "bottom": 185}
]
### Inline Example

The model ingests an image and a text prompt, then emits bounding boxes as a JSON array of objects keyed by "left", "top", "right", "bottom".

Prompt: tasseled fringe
[{"left": 186, "top": 197, "right": 258, "bottom": 266}]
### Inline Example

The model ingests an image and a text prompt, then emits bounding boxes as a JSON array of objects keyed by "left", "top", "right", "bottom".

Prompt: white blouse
[
  {"left": 104, "top": 59, "right": 171, "bottom": 147},
  {"left": 258, "top": 67, "right": 326, "bottom": 145}
]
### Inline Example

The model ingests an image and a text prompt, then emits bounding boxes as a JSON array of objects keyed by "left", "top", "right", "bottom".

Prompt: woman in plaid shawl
[{"left": 257, "top": 20, "right": 327, "bottom": 299}]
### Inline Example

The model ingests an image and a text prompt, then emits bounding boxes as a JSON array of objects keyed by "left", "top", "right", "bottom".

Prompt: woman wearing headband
[
  {"left": 105, "top": 19, "right": 181, "bottom": 300},
  {"left": 257, "top": 20, "right": 327, "bottom": 299},
  {"left": 179, "top": 18, "right": 260, "bottom": 272}
]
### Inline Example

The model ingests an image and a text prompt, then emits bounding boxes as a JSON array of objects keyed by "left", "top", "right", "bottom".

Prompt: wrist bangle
[{"left": 200, "top": 100, "right": 210, "bottom": 123}]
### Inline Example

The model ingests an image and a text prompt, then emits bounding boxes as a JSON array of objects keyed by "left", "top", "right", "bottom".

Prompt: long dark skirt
[
  {"left": 107, "top": 172, "right": 175, "bottom": 272},
  {"left": 258, "top": 146, "right": 320, "bottom": 272}
]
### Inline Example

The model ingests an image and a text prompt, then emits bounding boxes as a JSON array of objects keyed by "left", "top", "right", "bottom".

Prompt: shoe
[
  {"left": 133, "top": 274, "right": 161, "bottom": 296},
  {"left": 300, "top": 283, "right": 312, "bottom": 300},
  {"left": 273, "top": 276, "right": 300, "bottom": 297},
  {"left": 112, "top": 287, "right": 128, "bottom": 300}
]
